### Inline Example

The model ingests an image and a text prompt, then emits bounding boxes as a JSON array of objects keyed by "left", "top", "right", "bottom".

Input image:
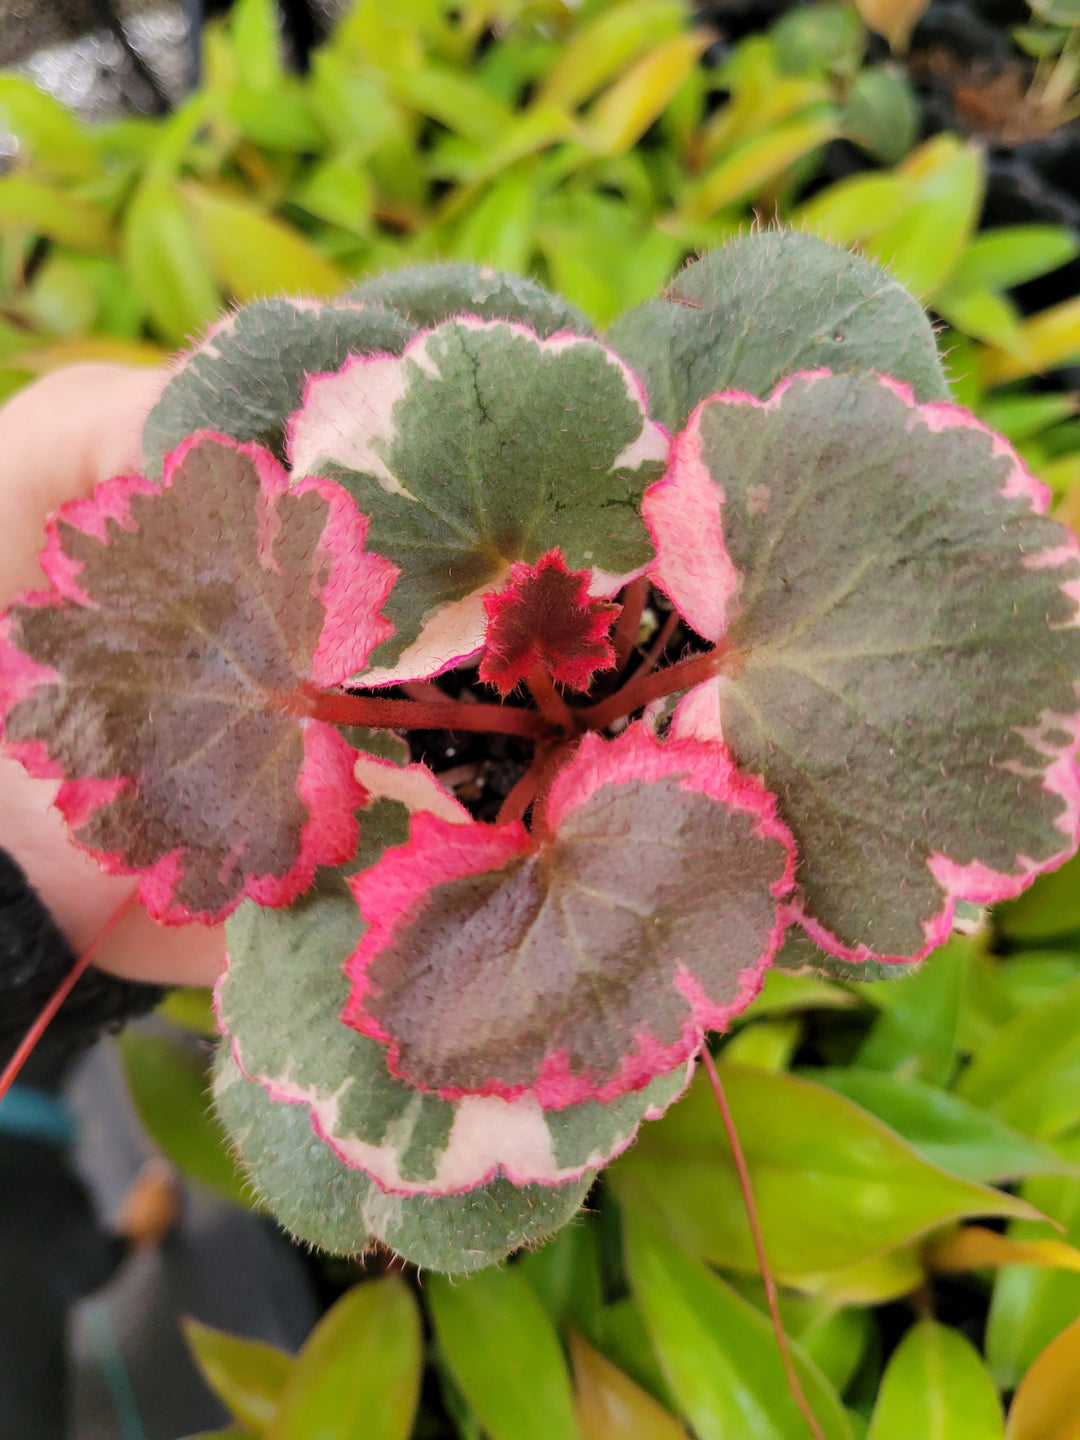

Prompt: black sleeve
[{"left": 0, "top": 849, "right": 163, "bottom": 1089}]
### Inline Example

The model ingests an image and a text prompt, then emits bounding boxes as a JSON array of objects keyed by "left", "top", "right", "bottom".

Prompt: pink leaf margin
[
  {"left": 0, "top": 431, "right": 398, "bottom": 924},
  {"left": 286, "top": 316, "right": 668, "bottom": 685},
  {"left": 342, "top": 725, "right": 796, "bottom": 1109},
  {"left": 664, "top": 369, "right": 1080, "bottom": 964}
]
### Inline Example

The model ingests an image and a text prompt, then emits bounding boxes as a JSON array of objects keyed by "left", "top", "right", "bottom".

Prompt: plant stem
[
  {"left": 581, "top": 644, "right": 726, "bottom": 732},
  {"left": 497, "top": 759, "right": 543, "bottom": 825},
  {"left": 612, "top": 577, "right": 650, "bottom": 672},
  {"left": 0, "top": 890, "right": 139, "bottom": 1104},
  {"left": 527, "top": 663, "right": 579, "bottom": 732},
  {"left": 700, "top": 1045, "right": 826, "bottom": 1440},
  {"left": 306, "top": 686, "right": 548, "bottom": 740}
]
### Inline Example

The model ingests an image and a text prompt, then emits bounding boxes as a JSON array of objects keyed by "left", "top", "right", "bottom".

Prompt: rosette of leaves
[{"left": 3, "top": 241, "right": 1080, "bottom": 1272}]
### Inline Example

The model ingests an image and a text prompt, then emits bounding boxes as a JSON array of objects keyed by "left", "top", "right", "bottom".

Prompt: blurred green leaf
[
  {"left": 581, "top": 32, "right": 711, "bottom": 157},
  {"left": 810, "top": 1067, "right": 1072, "bottom": 1184},
  {"left": 623, "top": 1210, "right": 854, "bottom": 1440},
  {"left": 950, "top": 226, "right": 1080, "bottom": 292},
  {"left": 979, "top": 393, "right": 1078, "bottom": 443},
  {"left": 536, "top": 0, "right": 687, "bottom": 110},
  {"left": 1026, "top": 0, "right": 1080, "bottom": 24},
  {"left": 957, "top": 975, "right": 1080, "bottom": 1138},
  {"left": 860, "top": 135, "right": 984, "bottom": 298},
  {"left": 182, "top": 1319, "right": 292, "bottom": 1432},
  {"left": 935, "top": 286, "right": 1024, "bottom": 351},
  {"left": 980, "top": 295, "right": 1080, "bottom": 386},
  {"left": 867, "top": 1320, "right": 1004, "bottom": 1439},
  {"left": 572, "top": 1333, "right": 688, "bottom": 1440},
  {"left": 683, "top": 112, "right": 839, "bottom": 218},
  {"left": 123, "top": 179, "right": 220, "bottom": 344},
  {"left": 180, "top": 182, "right": 345, "bottom": 300},
  {"left": 987, "top": 1136, "right": 1080, "bottom": 1389},
  {"left": 230, "top": 0, "right": 285, "bottom": 92},
  {"left": 265, "top": 1278, "right": 421, "bottom": 1440},
  {"left": 227, "top": 83, "right": 325, "bottom": 151},
  {"left": 387, "top": 65, "right": 514, "bottom": 143},
  {"left": 24, "top": 253, "right": 99, "bottom": 336},
  {"left": 842, "top": 64, "right": 918, "bottom": 163},
  {"left": 118, "top": 1030, "right": 249, "bottom": 1206},
  {"left": 292, "top": 153, "right": 373, "bottom": 234},
  {"left": 995, "top": 954, "right": 1080, "bottom": 1012},
  {"left": 855, "top": 936, "right": 970, "bottom": 1086},
  {"left": 158, "top": 988, "right": 219, "bottom": 1039},
  {"left": 722, "top": 1018, "right": 802, "bottom": 1071},
  {"left": 996, "top": 852, "right": 1080, "bottom": 944},
  {"left": 612, "top": 1062, "right": 1035, "bottom": 1281},
  {"left": 738, "top": 968, "right": 857, "bottom": 1020},
  {"left": 1006, "top": 1313, "right": 1080, "bottom": 1440},
  {"left": 427, "top": 1267, "right": 578, "bottom": 1440},
  {"left": 0, "top": 75, "right": 99, "bottom": 179},
  {"left": 0, "top": 177, "right": 111, "bottom": 250}
]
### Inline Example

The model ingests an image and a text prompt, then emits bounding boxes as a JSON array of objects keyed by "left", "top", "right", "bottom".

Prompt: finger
[
  {"left": 0, "top": 363, "right": 168, "bottom": 607},
  {"left": 1, "top": 752, "right": 226, "bottom": 987}
]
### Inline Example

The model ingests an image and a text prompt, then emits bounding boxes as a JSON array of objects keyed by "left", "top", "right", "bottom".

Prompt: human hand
[{"left": 0, "top": 364, "right": 226, "bottom": 986}]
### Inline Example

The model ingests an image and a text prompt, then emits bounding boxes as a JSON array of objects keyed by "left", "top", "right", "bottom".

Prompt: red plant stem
[
  {"left": 612, "top": 577, "right": 650, "bottom": 672},
  {"left": 527, "top": 663, "right": 579, "bottom": 732},
  {"left": 638, "top": 608, "right": 680, "bottom": 681},
  {"left": 497, "top": 759, "right": 543, "bottom": 825},
  {"left": 581, "top": 644, "right": 726, "bottom": 732},
  {"left": 700, "top": 1046, "right": 826, "bottom": 1440},
  {"left": 307, "top": 687, "right": 548, "bottom": 740},
  {"left": 0, "top": 890, "right": 139, "bottom": 1104}
]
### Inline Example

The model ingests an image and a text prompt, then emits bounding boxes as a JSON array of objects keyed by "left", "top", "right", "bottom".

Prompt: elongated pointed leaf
[
  {"left": 427, "top": 1268, "right": 578, "bottom": 1440},
  {"left": 181, "top": 1320, "right": 292, "bottom": 1433},
  {"left": 612, "top": 1062, "right": 1037, "bottom": 1280},
  {"left": 217, "top": 782, "right": 691, "bottom": 1210},
  {"left": 342, "top": 727, "right": 795, "bottom": 1105},
  {"left": 811, "top": 1068, "right": 1072, "bottom": 1184},
  {"left": 571, "top": 1334, "right": 689, "bottom": 1440},
  {"left": 288, "top": 317, "right": 667, "bottom": 681},
  {"left": 623, "top": 1211, "right": 854, "bottom": 1440},
  {"left": 656, "top": 371, "right": 1080, "bottom": 960},
  {"left": 868, "top": 1321, "right": 1004, "bottom": 1440},
  {"left": 606, "top": 231, "right": 948, "bottom": 432},
  {"left": 264, "top": 1278, "right": 421, "bottom": 1440},
  {"left": 1006, "top": 1315, "right": 1080, "bottom": 1440},
  {"left": 0, "top": 435, "right": 395, "bottom": 921},
  {"left": 143, "top": 299, "right": 414, "bottom": 477}
]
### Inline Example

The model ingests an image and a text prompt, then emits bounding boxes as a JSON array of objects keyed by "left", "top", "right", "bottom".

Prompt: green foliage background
[{"left": 5, "top": 0, "right": 1080, "bottom": 1435}]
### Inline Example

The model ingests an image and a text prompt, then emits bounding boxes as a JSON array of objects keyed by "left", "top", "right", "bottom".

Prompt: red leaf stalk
[
  {"left": 0, "top": 889, "right": 140, "bottom": 1103},
  {"left": 700, "top": 1045, "right": 827, "bottom": 1440}
]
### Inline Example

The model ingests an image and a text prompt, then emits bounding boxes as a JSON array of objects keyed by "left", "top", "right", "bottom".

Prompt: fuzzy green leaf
[{"left": 606, "top": 231, "right": 948, "bottom": 432}]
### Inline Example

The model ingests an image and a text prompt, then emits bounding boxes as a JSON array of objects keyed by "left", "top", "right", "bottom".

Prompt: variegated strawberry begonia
[{"left": 3, "top": 238, "right": 1080, "bottom": 1273}]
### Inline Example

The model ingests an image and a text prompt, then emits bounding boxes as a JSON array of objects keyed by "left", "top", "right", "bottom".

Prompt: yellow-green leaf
[
  {"left": 979, "top": 296, "right": 1080, "bottom": 386},
  {"left": 852, "top": 0, "right": 934, "bottom": 50},
  {"left": 0, "top": 177, "right": 110, "bottom": 250},
  {"left": 611, "top": 1062, "right": 1038, "bottom": 1281},
  {"left": 182, "top": 1319, "right": 292, "bottom": 1432},
  {"left": 180, "top": 183, "right": 344, "bottom": 301},
  {"left": 926, "top": 1225, "right": 1080, "bottom": 1275},
  {"left": 682, "top": 113, "right": 839, "bottom": 219},
  {"left": 0, "top": 76, "right": 98, "bottom": 179},
  {"left": 123, "top": 180, "right": 221, "bottom": 345},
  {"left": 265, "top": 1278, "right": 422, "bottom": 1440},
  {"left": 581, "top": 32, "right": 713, "bottom": 158},
  {"left": 868, "top": 1321, "right": 1005, "bottom": 1440},
  {"left": 860, "top": 135, "right": 984, "bottom": 297},
  {"left": 793, "top": 172, "right": 915, "bottom": 245},
  {"left": 427, "top": 1268, "right": 578, "bottom": 1440},
  {"left": 624, "top": 1211, "right": 854, "bottom": 1440},
  {"left": 1007, "top": 1315, "right": 1080, "bottom": 1440},
  {"left": 536, "top": 0, "right": 686, "bottom": 110},
  {"left": 571, "top": 1333, "right": 688, "bottom": 1440}
]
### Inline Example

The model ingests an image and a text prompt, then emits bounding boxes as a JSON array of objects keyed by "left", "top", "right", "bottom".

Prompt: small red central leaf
[
  {"left": 479, "top": 550, "right": 619, "bottom": 697},
  {"left": 0, "top": 433, "right": 398, "bottom": 923}
]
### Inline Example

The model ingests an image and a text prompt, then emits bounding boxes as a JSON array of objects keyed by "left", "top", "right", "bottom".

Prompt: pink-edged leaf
[
  {"left": 0, "top": 433, "right": 397, "bottom": 922},
  {"left": 341, "top": 726, "right": 796, "bottom": 1108},
  {"left": 653, "top": 370, "right": 1080, "bottom": 961},
  {"left": 287, "top": 317, "right": 668, "bottom": 683},
  {"left": 479, "top": 550, "right": 619, "bottom": 697}
]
